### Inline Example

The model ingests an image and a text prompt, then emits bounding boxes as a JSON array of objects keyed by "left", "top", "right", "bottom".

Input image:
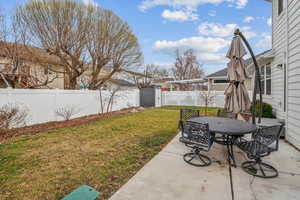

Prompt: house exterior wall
[
  {"left": 286, "top": 0, "right": 300, "bottom": 148},
  {"left": 265, "top": 0, "right": 300, "bottom": 149},
  {"left": 263, "top": 0, "right": 288, "bottom": 120}
]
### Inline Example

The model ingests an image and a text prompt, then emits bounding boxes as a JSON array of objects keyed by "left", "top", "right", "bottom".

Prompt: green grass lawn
[
  {"left": 160, "top": 105, "right": 220, "bottom": 116},
  {"left": 0, "top": 107, "right": 218, "bottom": 200}
]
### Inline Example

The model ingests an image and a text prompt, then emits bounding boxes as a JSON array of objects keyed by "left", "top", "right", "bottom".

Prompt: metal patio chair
[
  {"left": 236, "top": 124, "right": 283, "bottom": 178},
  {"left": 182, "top": 121, "right": 214, "bottom": 167},
  {"left": 178, "top": 109, "right": 200, "bottom": 145}
]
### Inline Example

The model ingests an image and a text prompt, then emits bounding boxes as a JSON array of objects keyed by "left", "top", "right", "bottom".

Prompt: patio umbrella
[{"left": 224, "top": 35, "right": 251, "bottom": 114}]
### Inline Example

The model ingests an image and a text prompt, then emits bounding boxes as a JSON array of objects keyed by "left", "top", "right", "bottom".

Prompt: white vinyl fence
[
  {"left": 0, "top": 89, "right": 140, "bottom": 126},
  {"left": 161, "top": 91, "right": 252, "bottom": 108}
]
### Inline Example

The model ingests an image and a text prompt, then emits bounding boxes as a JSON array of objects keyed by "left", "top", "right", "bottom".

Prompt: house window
[
  {"left": 260, "top": 67, "right": 265, "bottom": 95},
  {"left": 259, "top": 63, "right": 271, "bottom": 95},
  {"left": 266, "top": 64, "right": 271, "bottom": 95},
  {"left": 214, "top": 79, "right": 229, "bottom": 84},
  {"left": 278, "top": 0, "right": 283, "bottom": 15}
]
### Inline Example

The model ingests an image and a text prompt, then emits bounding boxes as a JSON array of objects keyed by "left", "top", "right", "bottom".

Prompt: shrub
[
  {"left": 0, "top": 103, "right": 28, "bottom": 133},
  {"left": 252, "top": 101, "right": 274, "bottom": 118},
  {"left": 55, "top": 106, "right": 81, "bottom": 121}
]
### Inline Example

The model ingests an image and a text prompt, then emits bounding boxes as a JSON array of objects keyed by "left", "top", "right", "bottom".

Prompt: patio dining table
[{"left": 187, "top": 116, "right": 257, "bottom": 167}]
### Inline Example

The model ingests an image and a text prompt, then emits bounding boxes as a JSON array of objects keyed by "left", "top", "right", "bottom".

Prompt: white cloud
[
  {"left": 267, "top": 17, "right": 272, "bottom": 26},
  {"left": 153, "top": 36, "right": 230, "bottom": 64},
  {"left": 235, "top": 0, "right": 248, "bottom": 8},
  {"left": 151, "top": 61, "right": 174, "bottom": 68},
  {"left": 240, "top": 26, "right": 257, "bottom": 39},
  {"left": 197, "top": 22, "right": 256, "bottom": 39},
  {"left": 162, "top": 9, "right": 199, "bottom": 21},
  {"left": 82, "top": 0, "right": 99, "bottom": 7},
  {"left": 198, "top": 53, "right": 228, "bottom": 64},
  {"left": 139, "top": 0, "right": 248, "bottom": 12},
  {"left": 243, "top": 16, "right": 254, "bottom": 23},
  {"left": 256, "top": 33, "right": 272, "bottom": 50},
  {"left": 208, "top": 10, "right": 217, "bottom": 17},
  {"left": 198, "top": 22, "right": 237, "bottom": 37}
]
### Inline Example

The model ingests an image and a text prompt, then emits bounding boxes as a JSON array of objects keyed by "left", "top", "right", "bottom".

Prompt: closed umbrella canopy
[{"left": 224, "top": 35, "right": 251, "bottom": 113}]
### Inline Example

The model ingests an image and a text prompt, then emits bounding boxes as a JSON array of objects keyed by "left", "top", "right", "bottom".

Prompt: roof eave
[{"left": 207, "top": 76, "right": 227, "bottom": 79}]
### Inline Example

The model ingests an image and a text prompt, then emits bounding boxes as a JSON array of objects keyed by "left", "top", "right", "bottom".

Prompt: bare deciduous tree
[
  {"left": 133, "top": 64, "right": 169, "bottom": 89},
  {"left": 0, "top": 103, "right": 28, "bottom": 132},
  {"left": 16, "top": 0, "right": 96, "bottom": 89},
  {"left": 171, "top": 49, "right": 204, "bottom": 90},
  {"left": 199, "top": 91, "right": 215, "bottom": 116},
  {"left": 16, "top": 0, "right": 142, "bottom": 90},
  {"left": 55, "top": 105, "right": 81, "bottom": 120},
  {"left": 133, "top": 65, "right": 154, "bottom": 89},
  {"left": 86, "top": 8, "right": 142, "bottom": 89},
  {"left": 98, "top": 86, "right": 121, "bottom": 113}
]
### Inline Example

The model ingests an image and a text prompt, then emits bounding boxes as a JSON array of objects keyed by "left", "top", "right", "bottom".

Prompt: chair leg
[
  {"left": 241, "top": 159, "right": 278, "bottom": 178},
  {"left": 183, "top": 148, "right": 211, "bottom": 167}
]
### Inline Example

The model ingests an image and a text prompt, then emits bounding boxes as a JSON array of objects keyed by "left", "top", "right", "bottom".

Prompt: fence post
[
  {"left": 136, "top": 89, "right": 140, "bottom": 107},
  {"left": 53, "top": 89, "right": 58, "bottom": 121},
  {"left": 213, "top": 90, "right": 216, "bottom": 107}
]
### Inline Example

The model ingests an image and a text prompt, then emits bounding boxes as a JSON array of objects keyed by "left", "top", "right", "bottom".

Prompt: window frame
[
  {"left": 259, "top": 63, "right": 271, "bottom": 96},
  {"left": 213, "top": 79, "right": 229, "bottom": 84},
  {"left": 265, "top": 63, "right": 271, "bottom": 95},
  {"left": 278, "top": 0, "right": 284, "bottom": 16}
]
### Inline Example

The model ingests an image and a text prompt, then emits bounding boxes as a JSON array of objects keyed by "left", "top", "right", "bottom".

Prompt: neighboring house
[
  {"left": 102, "top": 78, "right": 136, "bottom": 91},
  {"left": 93, "top": 69, "right": 147, "bottom": 91},
  {"left": 112, "top": 69, "right": 147, "bottom": 89},
  {"left": 207, "top": 50, "right": 273, "bottom": 92},
  {"left": 152, "top": 78, "right": 208, "bottom": 91},
  {"left": 0, "top": 42, "right": 143, "bottom": 90},
  {"left": 254, "top": 0, "right": 300, "bottom": 149},
  {"left": 0, "top": 42, "right": 65, "bottom": 89},
  {"left": 207, "top": 68, "right": 234, "bottom": 91},
  {"left": 165, "top": 78, "right": 208, "bottom": 91},
  {"left": 152, "top": 78, "right": 174, "bottom": 89}
]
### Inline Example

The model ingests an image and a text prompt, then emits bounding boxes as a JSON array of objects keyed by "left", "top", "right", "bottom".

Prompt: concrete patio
[{"left": 110, "top": 134, "right": 300, "bottom": 200}]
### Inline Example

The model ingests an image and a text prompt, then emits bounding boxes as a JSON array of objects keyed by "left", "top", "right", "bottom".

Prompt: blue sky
[{"left": 1, "top": 0, "right": 272, "bottom": 75}]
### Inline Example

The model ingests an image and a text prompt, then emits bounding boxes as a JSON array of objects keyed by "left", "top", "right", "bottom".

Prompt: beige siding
[
  {"left": 0, "top": 56, "right": 64, "bottom": 89},
  {"left": 286, "top": 0, "right": 300, "bottom": 149}
]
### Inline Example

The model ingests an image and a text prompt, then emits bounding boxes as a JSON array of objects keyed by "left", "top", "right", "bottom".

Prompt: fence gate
[{"left": 140, "top": 87, "right": 156, "bottom": 107}]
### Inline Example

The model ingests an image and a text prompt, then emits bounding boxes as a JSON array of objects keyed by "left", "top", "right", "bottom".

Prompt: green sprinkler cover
[{"left": 61, "top": 185, "right": 100, "bottom": 200}]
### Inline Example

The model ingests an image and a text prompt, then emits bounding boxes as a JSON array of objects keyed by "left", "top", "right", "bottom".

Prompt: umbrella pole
[{"left": 234, "top": 29, "right": 263, "bottom": 124}]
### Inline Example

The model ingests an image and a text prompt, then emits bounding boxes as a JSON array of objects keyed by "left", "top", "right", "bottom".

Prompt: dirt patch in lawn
[{"left": 0, "top": 107, "right": 146, "bottom": 143}]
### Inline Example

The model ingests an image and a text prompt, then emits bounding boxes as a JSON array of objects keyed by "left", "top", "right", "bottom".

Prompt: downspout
[{"left": 285, "top": 0, "right": 289, "bottom": 138}]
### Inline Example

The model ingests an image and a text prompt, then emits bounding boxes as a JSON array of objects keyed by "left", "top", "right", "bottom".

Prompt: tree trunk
[{"left": 67, "top": 75, "right": 78, "bottom": 89}]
